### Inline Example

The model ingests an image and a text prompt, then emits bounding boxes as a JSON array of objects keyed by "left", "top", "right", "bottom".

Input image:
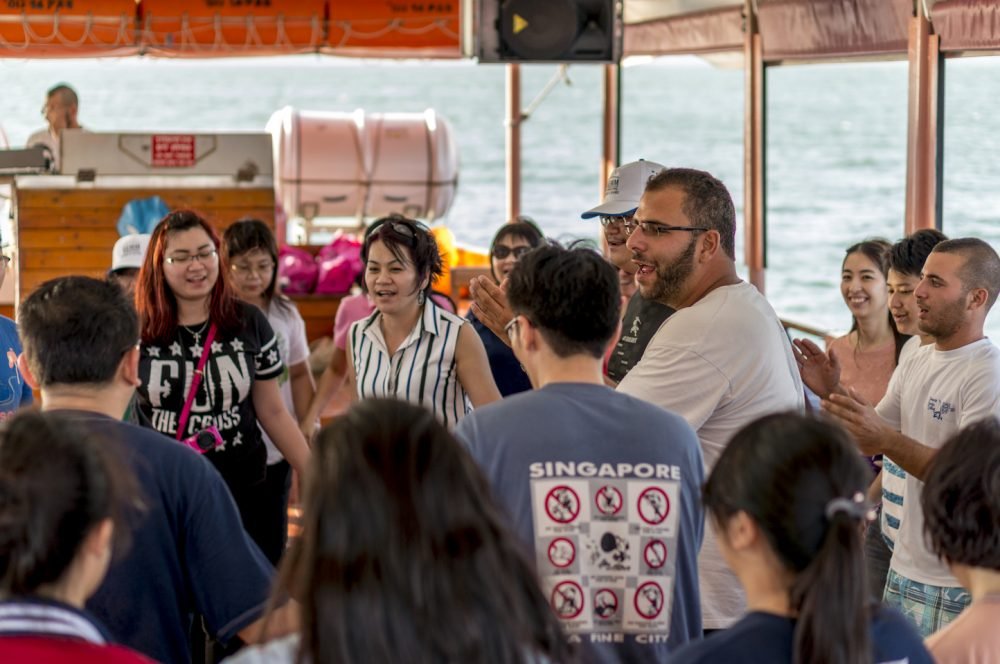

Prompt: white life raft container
[{"left": 267, "top": 106, "right": 459, "bottom": 224}]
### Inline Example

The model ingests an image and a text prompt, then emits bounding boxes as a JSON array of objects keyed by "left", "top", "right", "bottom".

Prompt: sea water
[{"left": 1, "top": 55, "right": 999, "bottom": 338}]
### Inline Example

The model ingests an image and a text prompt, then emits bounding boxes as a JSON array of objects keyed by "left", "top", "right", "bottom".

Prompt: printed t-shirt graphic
[
  {"left": 137, "top": 303, "right": 282, "bottom": 486},
  {"left": 530, "top": 462, "right": 682, "bottom": 637}
]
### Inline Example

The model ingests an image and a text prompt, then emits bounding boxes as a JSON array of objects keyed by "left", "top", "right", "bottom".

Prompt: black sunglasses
[{"left": 493, "top": 245, "right": 532, "bottom": 260}]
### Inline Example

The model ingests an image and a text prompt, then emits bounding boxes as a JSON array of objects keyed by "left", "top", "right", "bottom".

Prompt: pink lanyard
[{"left": 176, "top": 323, "right": 217, "bottom": 441}]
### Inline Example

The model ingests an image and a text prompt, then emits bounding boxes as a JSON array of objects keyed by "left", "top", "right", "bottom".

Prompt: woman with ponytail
[{"left": 670, "top": 412, "right": 931, "bottom": 664}]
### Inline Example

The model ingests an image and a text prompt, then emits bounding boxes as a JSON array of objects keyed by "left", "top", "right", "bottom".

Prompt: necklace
[{"left": 181, "top": 320, "right": 210, "bottom": 344}]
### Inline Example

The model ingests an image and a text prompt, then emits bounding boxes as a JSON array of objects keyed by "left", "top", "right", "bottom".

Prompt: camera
[{"left": 181, "top": 426, "right": 223, "bottom": 454}]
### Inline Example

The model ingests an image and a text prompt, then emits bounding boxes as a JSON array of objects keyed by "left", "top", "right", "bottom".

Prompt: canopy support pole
[
  {"left": 904, "top": 5, "right": 944, "bottom": 234},
  {"left": 600, "top": 63, "right": 621, "bottom": 194},
  {"left": 505, "top": 63, "right": 522, "bottom": 221},
  {"left": 744, "top": 1, "right": 766, "bottom": 293}
]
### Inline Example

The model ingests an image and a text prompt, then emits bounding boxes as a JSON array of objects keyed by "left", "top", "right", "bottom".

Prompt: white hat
[
  {"left": 581, "top": 159, "right": 667, "bottom": 219},
  {"left": 110, "top": 233, "right": 151, "bottom": 273}
]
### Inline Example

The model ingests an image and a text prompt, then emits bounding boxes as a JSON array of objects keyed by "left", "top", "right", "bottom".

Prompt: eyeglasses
[
  {"left": 164, "top": 249, "right": 218, "bottom": 266},
  {"left": 626, "top": 221, "right": 707, "bottom": 237},
  {"left": 230, "top": 260, "right": 275, "bottom": 277},
  {"left": 493, "top": 245, "right": 531, "bottom": 260}
]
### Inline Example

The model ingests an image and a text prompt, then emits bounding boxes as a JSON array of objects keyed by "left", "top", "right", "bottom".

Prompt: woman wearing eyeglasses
[
  {"left": 134, "top": 210, "right": 310, "bottom": 555},
  {"left": 221, "top": 218, "right": 315, "bottom": 565},
  {"left": 467, "top": 218, "right": 544, "bottom": 396},
  {"left": 341, "top": 214, "right": 499, "bottom": 427}
]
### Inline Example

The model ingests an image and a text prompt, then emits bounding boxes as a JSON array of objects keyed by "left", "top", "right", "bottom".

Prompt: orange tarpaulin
[
  {"left": 139, "top": 0, "right": 326, "bottom": 57},
  {"left": 0, "top": 0, "right": 461, "bottom": 58},
  {"left": 326, "top": 1, "right": 460, "bottom": 57},
  {"left": 0, "top": 0, "right": 135, "bottom": 58}
]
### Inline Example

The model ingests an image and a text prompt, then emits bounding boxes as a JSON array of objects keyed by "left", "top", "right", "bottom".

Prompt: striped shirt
[
  {"left": 350, "top": 299, "right": 470, "bottom": 427},
  {"left": 880, "top": 336, "right": 920, "bottom": 550}
]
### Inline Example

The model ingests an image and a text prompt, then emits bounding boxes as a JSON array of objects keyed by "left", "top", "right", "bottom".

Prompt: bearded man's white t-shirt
[{"left": 618, "top": 281, "right": 805, "bottom": 628}]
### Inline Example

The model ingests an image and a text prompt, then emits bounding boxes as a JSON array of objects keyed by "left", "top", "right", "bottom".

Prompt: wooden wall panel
[
  {"left": 13, "top": 183, "right": 275, "bottom": 307},
  {"left": 289, "top": 295, "right": 342, "bottom": 343}
]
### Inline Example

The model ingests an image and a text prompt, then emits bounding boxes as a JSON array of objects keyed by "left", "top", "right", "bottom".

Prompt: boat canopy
[{"left": 2, "top": 1, "right": 999, "bottom": 61}]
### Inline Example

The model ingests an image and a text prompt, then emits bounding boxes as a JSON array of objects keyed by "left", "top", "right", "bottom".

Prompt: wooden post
[
  {"left": 744, "top": 1, "right": 766, "bottom": 293},
  {"left": 600, "top": 63, "right": 621, "bottom": 194},
  {"left": 904, "top": 7, "right": 944, "bottom": 234},
  {"left": 505, "top": 63, "right": 522, "bottom": 221}
]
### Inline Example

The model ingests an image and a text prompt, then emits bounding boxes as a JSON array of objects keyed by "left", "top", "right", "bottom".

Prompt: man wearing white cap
[
  {"left": 581, "top": 159, "right": 674, "bottom": 384},
  {"left": 108, "top": 233, "right": 151, "bottom": 300}
]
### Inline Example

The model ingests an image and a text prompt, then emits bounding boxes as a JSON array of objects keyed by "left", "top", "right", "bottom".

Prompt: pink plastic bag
[
  {"left": 315, "top": 254, "right": 359, "bottom": 294},
  {"left": 314, "top": 231, "right": 363, "bottom": 294},
  {"left": 278, "top": 245, "right": 318, "bottom": 295},
  {"left": 317, "top": 230, "right": 362, "bottom": 263}
]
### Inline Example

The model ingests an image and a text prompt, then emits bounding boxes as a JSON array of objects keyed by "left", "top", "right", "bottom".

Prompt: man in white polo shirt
[{"left": 825, "top": 237, "right": 1000, "bottom": 636}]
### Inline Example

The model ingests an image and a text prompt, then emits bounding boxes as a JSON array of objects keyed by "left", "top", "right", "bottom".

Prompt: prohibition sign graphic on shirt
[
  {"left": 545, "top": 485, "right": 581, "bottom": 523},
  {"left": 547, "top": 537, "right": 576, "bottom": 568},
  {"left": 551, "top": 580, "right": 585, "bottom": 619},
  {"left": 594, "top": 485, "right": 623, "bottom": 516},
  {"left": 637, "top": 486, "right": 670, "bottom": 525},
  {"left": 593, "top": 589, "right": 619, "bottom": 619},
  {"left": 644, "top": 539, "right": 668, "bottom": 569},
  {"left": 634, "top": 581, "right": 664, "bottom": 620}
]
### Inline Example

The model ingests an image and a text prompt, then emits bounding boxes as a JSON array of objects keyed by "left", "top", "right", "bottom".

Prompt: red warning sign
[
  {"left": 551, "top": 580, "right": 584, "bottom": 619},
  {"left": 634, "top": 581, "right": 664, "bottom": 619},
  {"left": 644, "top": 539, "right": 668, "bottom": 569},
  {"left": 545, "top": 485, "right": 581, "bottom": 524},
  {"left": 594, "top": 485, "right": 623, "bottom": 516},
  {"left": 593, "top": 588, "right": 619, "bottom": 619},
  {"left": 151, "top": 134, "right": 196, "bottom": 167},
  {"left": 547, "top": 537, "right": 576, "bottom": 568},
  {"left": 637, "top": 486, "right": 670, "bottom": 525}
]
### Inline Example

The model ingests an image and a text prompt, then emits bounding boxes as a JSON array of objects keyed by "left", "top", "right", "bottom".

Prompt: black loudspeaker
[{"left": 470, "top": 0, "right": 621, "bottom": 63}]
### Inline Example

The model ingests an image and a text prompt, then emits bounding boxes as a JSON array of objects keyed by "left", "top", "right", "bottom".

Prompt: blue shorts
[{"left": 882, "top": 568, "right": 970, "bottom": 637}]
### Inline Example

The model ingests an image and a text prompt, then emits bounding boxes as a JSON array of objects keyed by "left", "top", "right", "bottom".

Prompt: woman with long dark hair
[
  {"left": 794, "top": 239, "right": 911, "bottom": 601},
  {"left": 340, "top": 214, "right": 499, "bottom": 427},
  {"left": 134, "top": 210, "right": 310, "bottom": 554},
  {"left": 222, "top": 218, "right": 315, "bottom": 565},
  {"left": 669, "top": 412, "right": 931, "bottom": 664},
  {"left": 0, "top": 411, "right": 150, "bottom": 662},
  {"left": 797, "top": 239, "right": 908, "bottom": 407},
  {"left": 228, "top": 398, "right": 573, "bottom": 663}
]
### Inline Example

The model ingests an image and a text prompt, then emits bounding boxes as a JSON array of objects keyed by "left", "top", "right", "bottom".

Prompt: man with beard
[
  {"left": 581, "top": 159, "right": 675, "bottom": 384},
  {"left": 824, "top": 237, "right": 1000, "bottom": 636},
  {"left": 616, "top": 167, "right": 804, "bottom": 632}
]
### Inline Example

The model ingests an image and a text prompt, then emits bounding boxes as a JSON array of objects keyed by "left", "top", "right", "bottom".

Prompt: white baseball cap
[
  {"left": 581, "top": 159, "right": 667, "bottom": 219},
  {"left": 110, "top": 233, "right": 151, "bottom": 273}
]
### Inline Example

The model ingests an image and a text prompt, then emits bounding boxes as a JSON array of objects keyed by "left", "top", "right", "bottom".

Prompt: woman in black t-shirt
[{"left": 133, "top": 210, "right": 310, "bottom": 551}]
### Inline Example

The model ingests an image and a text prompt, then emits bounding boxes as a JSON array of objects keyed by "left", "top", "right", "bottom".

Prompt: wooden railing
[{"left": 781, "top": 317, "right": 832, "bottom": 341}]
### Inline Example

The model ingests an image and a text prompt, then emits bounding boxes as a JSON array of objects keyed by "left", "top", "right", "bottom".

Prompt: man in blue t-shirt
[
  {"left": 16, "top": 276, "right": 295, "bottom": 664},
  {"left": 456, "top": 244, "right": 705, "bottom": 663}
]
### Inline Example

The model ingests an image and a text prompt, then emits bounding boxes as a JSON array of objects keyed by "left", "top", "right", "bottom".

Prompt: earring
[{"left": 418, "top": 290, "right": 426, "bottom": 306}]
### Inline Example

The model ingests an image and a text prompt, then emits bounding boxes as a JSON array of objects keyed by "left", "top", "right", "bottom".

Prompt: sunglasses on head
[
  {"left": 364, "top": 217, "right": 428, "bottom": 245},
  {"left": 492, "top": 245, "right": 531, "bottom": 260}
]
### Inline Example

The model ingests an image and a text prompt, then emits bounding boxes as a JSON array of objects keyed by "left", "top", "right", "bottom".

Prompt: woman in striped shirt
[{"left": 345, "top": 215, "right": 500, "bottom": 426}]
